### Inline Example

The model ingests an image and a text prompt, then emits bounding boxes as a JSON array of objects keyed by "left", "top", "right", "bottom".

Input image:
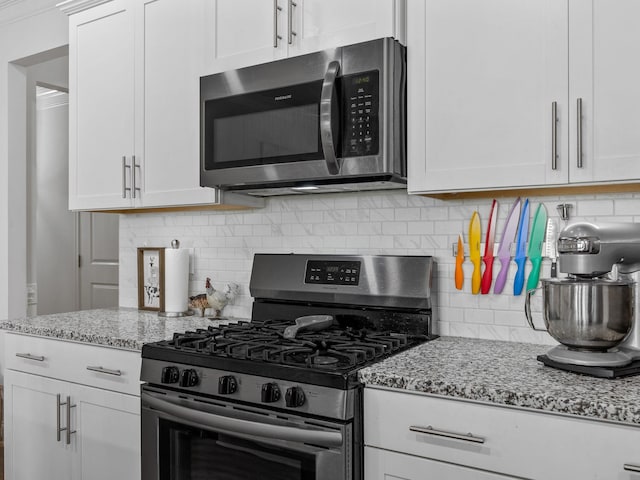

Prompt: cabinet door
[
  {"left": 71, "top": 382, "right": 140, "bottom": 480},
  {"left": 407, "top": 0, "right": 569, "bottom": 194},
  {"left": 137, "top": 0, "right": 218, "bottom": 207},
  {"left": 204, "top": 0, "right": 288, "bottom": 74},
  {"left": 69, "top": 0, "right": 135, "bottom": 210},
  {"left": 365, "top": 447, "right": 516, "bottom": 480},
  {"left": 569, "top": 0, "right": 640, "bottom": 183},
  {"left": 4, "top": 370, "right": 72, "bottom": 480},
  {"left": 287, "top": 0, "right": 404, "bottom": 57}
]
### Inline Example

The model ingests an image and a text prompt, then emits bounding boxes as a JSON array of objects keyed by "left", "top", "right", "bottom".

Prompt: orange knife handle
[
  {"left": 480, "top": 257, "right": 494, "bottom": 294},
  {"left": 471, "top": 259, "right": 481, "bottom": 295},
  {"left": 455, "top": 260, "right": 464, "bottom": 290}
]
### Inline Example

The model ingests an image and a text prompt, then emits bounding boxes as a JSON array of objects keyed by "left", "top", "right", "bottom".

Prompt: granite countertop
[
  {"left": 359, "top": 336, "right": 640, "bottom": 426},
  {"left": 5, "top": 311, "right": 640, "bottom": 425},
  {"left": 0, "top": 308, "right": 242, "bottom": 351}
]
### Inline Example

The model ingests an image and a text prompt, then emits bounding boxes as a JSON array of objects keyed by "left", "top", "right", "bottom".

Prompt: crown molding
[
  {"left": 0, "top": 0, "right": 59, "bottom": 26},
  {"left": 57, "top": 0, "right": 111, "bottom": 15},
  {"left": 0, "top": 0, "right": 23, "bottom": 11}
]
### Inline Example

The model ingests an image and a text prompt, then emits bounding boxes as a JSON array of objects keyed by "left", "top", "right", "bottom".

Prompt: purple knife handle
[
  {"left": 493, "top": 256, "right": 511, "bottom": 294},
  {"left": 513, "top": 257, "right": 526, "bottom": 296}
]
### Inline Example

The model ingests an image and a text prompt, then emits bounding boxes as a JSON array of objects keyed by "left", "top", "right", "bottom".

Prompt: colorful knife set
[{"left": 455, "top": 198, "right": 550, "bottom": 295}]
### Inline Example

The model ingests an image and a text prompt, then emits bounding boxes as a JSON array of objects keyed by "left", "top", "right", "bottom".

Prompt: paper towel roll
[{"left": 164, "top": 247, "right": 189, "bottom": 313}]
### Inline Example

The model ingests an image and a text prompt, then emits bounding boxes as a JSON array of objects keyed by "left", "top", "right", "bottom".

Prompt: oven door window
[
  {"left": 204, "top": 80, "right": 325, "bottom": 170},
  {"left": 159, "top": 419, "right": 316, "bottom": 480}
]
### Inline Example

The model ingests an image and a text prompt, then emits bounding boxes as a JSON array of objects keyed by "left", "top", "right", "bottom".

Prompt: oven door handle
[
  {"left": 142, "top": 392, "right": 343, "bottom": 448},
  {"left": 320, "top": 60, "right": 341, "bottom": 175}
]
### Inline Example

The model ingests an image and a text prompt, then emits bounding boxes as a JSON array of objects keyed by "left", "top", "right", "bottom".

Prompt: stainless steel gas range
[{"left": 141, "top": 253, "right": 435, "bottom": 480}]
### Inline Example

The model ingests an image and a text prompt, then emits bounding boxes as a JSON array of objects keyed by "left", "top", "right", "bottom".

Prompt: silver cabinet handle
[
  {"left": 15, "top": 352, "right": 45, "bottom": 362},
  {"left": 132, "top": 155, "right": 141, "bottom": 199},
  {"left": 66, "top": 395, "right": 76, "bottom": 445},
  {"left": 320, "top": 60, "right": 341, "bottom": 175},
  {"left": 86, "top": 365, "right": 122, "bottom": 376},
  {"left": 288, "top": 0, "right": 297, "bottom": 44},
  {"left": 56, "top": 394, "right": 63, "bottom": 442},
  {"left": 122, "top": 156, "right": 131, "bottom": 198},
  {"left": 624, "top": 464, "right": 640, "bottom": 473},
  {"left": 551, "top": 101, "right": 558, "bottom": 170},
  {"left": 56, "top": 394, "right": 76, "bottom": 444},
  {"left": 410, "top": 425, "right": 485, "bottom": 444},
  {"left": 576, "top": 97, "right": 583, "bottom": 168},
  {"left": 273, "top": 0, "right": 283, "bottom": 47}
]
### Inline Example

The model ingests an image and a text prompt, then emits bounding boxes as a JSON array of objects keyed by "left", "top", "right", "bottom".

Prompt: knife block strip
[{"left": 452, "top": 242, "right": 554, "bottom": 258}]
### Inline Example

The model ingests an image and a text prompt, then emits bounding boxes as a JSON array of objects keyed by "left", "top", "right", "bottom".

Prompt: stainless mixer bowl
[{"left": 525, "top": 278, "right": 634, "bottom": 350}]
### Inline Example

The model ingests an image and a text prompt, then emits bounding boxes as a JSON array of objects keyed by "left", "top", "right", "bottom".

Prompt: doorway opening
[{"left": 24, "top": 54, "right": 119, "bottom": 315}]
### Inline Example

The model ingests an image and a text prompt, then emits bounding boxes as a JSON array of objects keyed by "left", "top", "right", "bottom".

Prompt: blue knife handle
[
  {"left": 513, "top": 257, "right": 526, "bottom": 296},
  {"left": 526, "top": 257, "right": 542, "bottom": 292}
]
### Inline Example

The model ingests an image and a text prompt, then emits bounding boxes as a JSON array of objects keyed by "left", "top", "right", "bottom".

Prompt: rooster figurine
[{"left": 189, "top": 277, "right": 239, "bottom": 317}]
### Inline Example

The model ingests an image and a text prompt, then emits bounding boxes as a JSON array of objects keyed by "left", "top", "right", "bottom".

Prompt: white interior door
[{"left": 79, "top": 212, "right": 119, "bottom": 310}]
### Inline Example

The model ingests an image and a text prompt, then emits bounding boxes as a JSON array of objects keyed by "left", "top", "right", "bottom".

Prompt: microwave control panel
[
  {"left": 343, "top": 70, "right": 379, "bottom": 157},
  {"left": 304, "top": 260, "right": 361, "bottom": 286}
]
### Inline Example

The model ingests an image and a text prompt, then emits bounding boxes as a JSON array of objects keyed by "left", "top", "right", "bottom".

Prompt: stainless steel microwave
[{"left": 200, "top": 37, "right": 406, "bottom": 196}]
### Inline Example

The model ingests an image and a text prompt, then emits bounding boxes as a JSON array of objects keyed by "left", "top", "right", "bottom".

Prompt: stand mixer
[{"left": 527, "top": 222, "right": 640, "bottom": 377}]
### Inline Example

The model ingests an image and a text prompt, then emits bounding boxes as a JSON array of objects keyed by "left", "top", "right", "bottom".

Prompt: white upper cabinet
[
  {"left": 408, "top": 0, "right": 640, "bottom": 194},
  {"left": 568, "top": 0, "right": 640, "bottom": 183},
  {"left": 136, "top": 0, "right": 218, "bottom": 207},
  {"left": 64, "top": 0, "right": 261, "bottom": 211},
  {"left": 68, "top": 0, "right": 135, "bottom": 210},
  {"left": 287, "top": 0, "right": 405, "bottom": 57},
  {"left": 205, "top": 0, "right": 405, "bottom": 74},
  {"left": 204, "top": 0, "right": 288, "bottom": 74},
  {"left": 407, "top": 0, "right": 568, "bottom": 194}
]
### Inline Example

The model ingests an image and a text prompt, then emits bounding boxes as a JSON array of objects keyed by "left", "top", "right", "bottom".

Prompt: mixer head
[{"left": 557, "top": 222, "right": 640, "bottom": 276}]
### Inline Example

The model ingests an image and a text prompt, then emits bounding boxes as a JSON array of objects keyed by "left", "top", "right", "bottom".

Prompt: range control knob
[
  {"left": 218, "top": 375, "right": 238, "bottom": 395},
  {"left": 261, "top": 382, "right": 281, "bottom": 403},
  {"left": 160, "top": 366, "right": 179, "bottom": 384},
  {"left": 179, "top": 369, "right": 199, "bottom": 387},
  {"left": 285, "top": 386, "right": 306, "bottom": 408}
]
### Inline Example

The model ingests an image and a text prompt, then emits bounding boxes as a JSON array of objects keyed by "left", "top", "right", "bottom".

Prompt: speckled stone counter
[
  {"left": 359, "top": 336, "right": 640, "bottom": 426},
  {"left": 0, "top": 308, "right": 243, "bottom": 351}
]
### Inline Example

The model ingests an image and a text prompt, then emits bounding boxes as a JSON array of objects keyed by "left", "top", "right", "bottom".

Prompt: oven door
[{"left": 141, "top": 387, "right": 353, "bottom": 480}]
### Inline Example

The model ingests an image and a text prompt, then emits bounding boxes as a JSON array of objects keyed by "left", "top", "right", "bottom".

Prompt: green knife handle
[
  {"left": 513, "top": 257, "right": 526, "bottom": 296},
  {"left": 526, "top": 257, "right": 542, "bottom": 292}
]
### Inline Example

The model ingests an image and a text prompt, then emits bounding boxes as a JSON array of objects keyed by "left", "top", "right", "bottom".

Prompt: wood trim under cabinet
[
  {"left": 422, "top": 182, "right": 640, "bottom": 200},
  {"left": 83, "top": 203, "right": 260, "bottom": 215}
]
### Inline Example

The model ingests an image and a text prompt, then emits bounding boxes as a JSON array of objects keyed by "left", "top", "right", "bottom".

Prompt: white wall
[
  {"left": 0, "top": 1, "right": 68, "bottom": 322},
  {"left": 119, "top": 189, "right": 640, "bottom": 345}
]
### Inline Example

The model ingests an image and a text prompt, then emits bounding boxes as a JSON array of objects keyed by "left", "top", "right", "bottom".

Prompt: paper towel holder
[{"left": 158, "top": 239, "right": 194, "bottom": 318}]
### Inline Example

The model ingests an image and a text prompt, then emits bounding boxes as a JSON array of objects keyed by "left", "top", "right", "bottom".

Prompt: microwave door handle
[
  {"left": 320, "top": 60, "right": 341, "bottom": 175},
  {"left": 142, "top": 391, "right": 343, "bottom": 448}
]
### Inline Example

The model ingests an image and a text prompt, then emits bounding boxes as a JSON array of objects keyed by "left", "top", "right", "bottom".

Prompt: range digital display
[{"left": 305, "top": 261, "right": 361, "bottom": 286}]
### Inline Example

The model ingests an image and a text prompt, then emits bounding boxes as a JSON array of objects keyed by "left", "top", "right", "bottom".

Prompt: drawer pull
[
  {"left": 15, "top": 352, "right": 45, "bottom": 362},
  {"left": 624, "top": 464, "right": 640, "bottom": 473},
  {"left": 410, "top": 425, "right": 485, "bottom": 444},
  {"left": 86, "top": 366, "right": 122, "bottom": 376}
]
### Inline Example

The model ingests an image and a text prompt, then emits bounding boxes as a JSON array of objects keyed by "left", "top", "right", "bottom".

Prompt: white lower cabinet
[
  {"left": 365, "top": 447, "right": 515, "bottom": 479},
  {"left": 364, "top": 388, "right": 640, "bottom": 480},
  {"left": 3, "top": 333, "right": 141, "bottom": 480}
]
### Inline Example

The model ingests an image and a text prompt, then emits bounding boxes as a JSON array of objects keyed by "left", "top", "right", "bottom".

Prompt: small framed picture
[{"left": 137, "top": 247, "right": 165, "bottom": 311}]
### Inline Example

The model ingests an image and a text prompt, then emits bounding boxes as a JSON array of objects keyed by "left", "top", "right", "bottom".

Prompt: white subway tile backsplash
[{"left": 119, "top": 189, "right": 637, "bottom": 345}]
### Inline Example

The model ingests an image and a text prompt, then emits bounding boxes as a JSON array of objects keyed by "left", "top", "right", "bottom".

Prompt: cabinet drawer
[
  {"left": 5, "top": 333, "right": 141, "bottom": 396},
  {"left": 364, "top": 388, "right": 640, "bottom": 480}
]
